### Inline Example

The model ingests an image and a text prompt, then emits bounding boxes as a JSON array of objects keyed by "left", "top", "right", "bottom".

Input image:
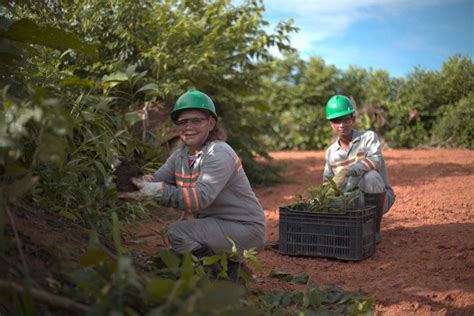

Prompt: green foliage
[
  {"left": 261, "top": 51, "right": 473, "bottom": 149},
  {"left": 65, "top": 248, "right": 252, "bottom": 315},
  {"left": 339, "top": 66, "right": 368, "bottom": 103},
  {"left": 257, "top": 270, "right": 373, "bottom": 315},
  {"left": 268, "top": 105, "right": 333, "bottom": 150},
  {"left": 384, "top": 67, "right": 443, "bottom": 147},
  {"left": 1, "top": 0, "right": 297, "bottom": 236},
  {"left": 432, "top": 92, "right": 474, "bottom": 149},
  {"left": 293, "top": 179, "right": 358, "bottom": 213},
  {"left": 384, "top": 55, "right": 473, "bottom": 147},
  {"left": 5, "top": 244, "right": 372, "bottom": 315},
  {"left": 260, "top": 53, "right": 335, "bottom": 150}
]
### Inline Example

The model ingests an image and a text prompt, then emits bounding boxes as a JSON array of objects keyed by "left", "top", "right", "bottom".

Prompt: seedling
[{"left": 294, "top": 177, "right": 358, "bottom": 213}]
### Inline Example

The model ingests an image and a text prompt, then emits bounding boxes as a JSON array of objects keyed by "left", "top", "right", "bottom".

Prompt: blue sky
[{"left": 255, "top": 0, "right": 473, "bottom": 77}]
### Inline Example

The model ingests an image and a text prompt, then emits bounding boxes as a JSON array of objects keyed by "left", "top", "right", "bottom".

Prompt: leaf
[
  {"left": 180, "top": 251, "right": 194, "bottom": 284},
  {"left": 350, "top": 298, "right": 373, "bottom": 315},
  {"left": 157, "top": 248, "right": 181, "bottom": 270},
  {"left": 244, "top": 249, "right": 262, "bottom": 271},
  {"left": 136, "top": 83, "right": 158, "bottom": 94},
  {"left": 125, "top": 64, "right": 138, "bottom": 80},
  {"left": 202, "top": 254, "right": 221, "bottom": 266},
  {"left": 61, "top": 76, "right": 94, "bottom": 89},
  {"left": 102, "top": 72, "right": 128, "bottom": 89},
  {"left": 289, "top": 272, "right": 309, "bottom": 285},
  {"left": 3, "top": 18, "right": 98, "bottom": 59},
  {"left": 111, "top": 212, "right": 123, "bottom": 255},
  {"left": 124, "top": 111, "right": 140, "bottom": 126},
  {"left": 261, "top": 291, "right": 284, "bottom": 306},
  {"left": 58, "top": 210, "right": 77, "bottom": 221},
  {"left": 226, "top": 236, "right": 238, "bottom": 256},
  {"left": 269, "top": 270, "right": 291, "bottom": 280},
  {"left": 93, "top": 160, "right": 108, "bottom": 181},
  {"left": 303, "top": 287, "right": 321, "bottom": 309},
  {"left": 337, "top": 293, "right": 354, "bottom": 305},
  {"left": 146, "top": 278, "right": 175, "bottom": 303}
]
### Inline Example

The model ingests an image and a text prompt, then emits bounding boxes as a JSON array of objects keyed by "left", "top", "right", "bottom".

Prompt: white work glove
[
  {"left": 332, "top": 169, "right": 350, "bottom": 189},
  {"left": 143, "top": 174, "right": 156, "bottom": 182},
  {"left": 117, "top": 177, "right": 163, "bottom": 201}
]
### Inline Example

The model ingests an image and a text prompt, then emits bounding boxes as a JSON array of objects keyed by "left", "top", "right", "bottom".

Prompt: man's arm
[{"left": 346, "top": 131, "right": 382, "bottom": 177}]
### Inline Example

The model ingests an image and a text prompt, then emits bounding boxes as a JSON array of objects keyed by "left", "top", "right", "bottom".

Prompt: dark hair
[
  {"left": 206, "top": 121, "right": 227, "bottom": 142},
  {"left": 192, "top": 109, "right": 227, "bottom": 142}
]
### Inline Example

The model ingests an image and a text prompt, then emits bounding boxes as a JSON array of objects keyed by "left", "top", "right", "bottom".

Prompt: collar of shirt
[{"left": 335, "top": 129, "right": 363, "bottom": 152}]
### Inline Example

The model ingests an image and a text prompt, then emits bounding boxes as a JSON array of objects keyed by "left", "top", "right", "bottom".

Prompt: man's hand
[
  {"left": 332, "top": 169, "right": 350, "bottom": 189},
  {"left": 117, "top": 177, "right": 163, "bottom": 201}
]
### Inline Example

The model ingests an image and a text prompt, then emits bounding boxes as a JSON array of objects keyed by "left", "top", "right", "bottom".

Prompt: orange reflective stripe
[
  {"left": 191, "top": 188, "right": 199, "bottom": 209},
  {"left": 175, "top": 172, "right": 200, "bottom": 179},
  {"left": 331, "top": 156, "right": 357, "bottom": 168},
  {"left": 331, "top": 151, "right": 365, "bottom": 167},
  {"left": 182, "top": 188, "right": 192, "bottom": 211},
  {"left": 361, "top": 159, "right": 372, "bottom": 170},
  {"left": 234, "top": 157, "right": 243, "bottom": 173},
  {"left": 181, "top": 182, "right": 196, "bottom": 187},
  {"left": 366, "top": 158, "right": 377, "bottom": 170}
]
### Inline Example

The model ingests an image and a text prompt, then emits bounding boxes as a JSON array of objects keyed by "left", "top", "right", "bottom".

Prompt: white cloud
[{"left": 261, "top": 0, "right": 461, "bottom": 55}]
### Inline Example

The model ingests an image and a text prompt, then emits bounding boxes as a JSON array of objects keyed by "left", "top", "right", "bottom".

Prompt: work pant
[
  {"left": 348, "top": 170, "right": 395, "bottom": 213},
  {"left": 167, "top": 217, "right": 266, "bottom": 255}
]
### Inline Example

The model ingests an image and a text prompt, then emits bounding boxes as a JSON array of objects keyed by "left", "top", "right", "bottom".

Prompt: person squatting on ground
[
  {"left": 118, "top": 89, "right": 266, "bottom": 279},
  {"left": 323, "top": 95, "right": 396, "bottom": 243}
]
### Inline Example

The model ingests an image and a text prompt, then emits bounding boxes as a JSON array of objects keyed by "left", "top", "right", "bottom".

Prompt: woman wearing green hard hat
[
  {"left": 323, "top": 95, "right": 396, "bottom": 244},
  {"left": 119, "top": 89, "right": 266, "bottom": 281}
]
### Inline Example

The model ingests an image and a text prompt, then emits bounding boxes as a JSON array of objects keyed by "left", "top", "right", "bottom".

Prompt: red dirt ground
[
  {"left": 253, "top": 149, "right": 474, "bottom": 315},
  {"left": 7, "top": 149, "right": 474, "bottom": 315},
  {"left": 124, "top": 149, "right": 474, "bottom": 315}
]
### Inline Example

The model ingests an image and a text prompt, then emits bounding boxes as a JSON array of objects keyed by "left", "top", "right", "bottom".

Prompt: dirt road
[{"left": 254, "top": 149, "right": 474, "bottom": 315}]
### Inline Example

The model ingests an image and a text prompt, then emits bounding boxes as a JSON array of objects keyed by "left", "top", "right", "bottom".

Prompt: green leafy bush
[
  {"left": 432, "top": 92, "right": 474, "bottom": 149},
  {"left": 267, "top": 105, "right": 333, "bottom": 150},
  {"left": 4, "top": 228, "right": 372, "bottom": 315}
]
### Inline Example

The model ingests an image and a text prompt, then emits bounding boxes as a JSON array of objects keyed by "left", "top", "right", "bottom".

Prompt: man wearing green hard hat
[
  {"left": 323, "top": 95, "right": 396, "bottom": 243},
  {"left": 119, "top": 89, "right": 266, "bottom": 281}
]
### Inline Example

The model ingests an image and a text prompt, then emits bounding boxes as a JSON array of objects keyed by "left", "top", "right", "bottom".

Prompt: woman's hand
[
  {"left": 143, "top": 174, "right": 156, "bottom": 182},
  {"left": 117, "top": 177, "right": 163, "bottom": 201}
]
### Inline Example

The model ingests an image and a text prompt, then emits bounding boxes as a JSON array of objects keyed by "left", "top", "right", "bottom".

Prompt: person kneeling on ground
[
  {"left": 323, "top": 95, "right": 396, "bottom": 243},
  {"left": 118, "top": 89, "right": 266, "bottom": 280}
]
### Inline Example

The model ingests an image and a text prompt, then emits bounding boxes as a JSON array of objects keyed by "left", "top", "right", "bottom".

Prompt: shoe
[
  {"left": 191, "top": 245, "right": 213, "bottom": 258},
  {"left": 364, "top": 192, "right": 386, "bottom": 243},
  {"left": 227, "top": 260, "right": 252, "bottom": 284}
]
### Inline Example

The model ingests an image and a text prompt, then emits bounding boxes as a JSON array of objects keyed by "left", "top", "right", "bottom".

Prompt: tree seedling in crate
[{"left": 294, "top": 177, "right": 359, "bottom": 213}]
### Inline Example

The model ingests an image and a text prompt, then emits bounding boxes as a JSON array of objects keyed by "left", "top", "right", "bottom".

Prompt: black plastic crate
[{"left": 278, "top": 204, "right": 376, "bottom": 261}]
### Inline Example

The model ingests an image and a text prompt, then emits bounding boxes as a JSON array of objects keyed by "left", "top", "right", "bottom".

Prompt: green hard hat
[
  {"left": 170, "top": 89, "right": 218, "bottom": 122},
  {"left": 325, "top": 95, "right": 355, "bottom": 120}
]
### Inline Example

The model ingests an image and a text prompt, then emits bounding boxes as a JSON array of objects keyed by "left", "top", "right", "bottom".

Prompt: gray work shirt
[
  {"left": 152, "top": 141, "right": 266, "bottom": 228},
  {"left": 323, "top": 129, "right": 395, "bottom": 199}
]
